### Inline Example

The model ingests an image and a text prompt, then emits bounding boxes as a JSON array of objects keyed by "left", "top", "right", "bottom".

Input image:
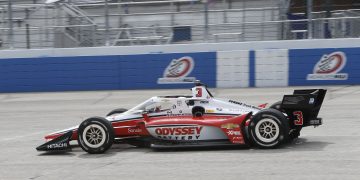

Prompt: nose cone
[{"left": 36, "top": 131, "right": 73, "bottom": 151}]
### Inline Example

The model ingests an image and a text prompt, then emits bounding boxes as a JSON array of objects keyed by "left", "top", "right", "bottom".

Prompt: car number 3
[
  {"left": 196, "top": 88, "right": 202, "bottom": 97},
  {"left": 293, "top": 111, "right": 304, "bottom": 125}
]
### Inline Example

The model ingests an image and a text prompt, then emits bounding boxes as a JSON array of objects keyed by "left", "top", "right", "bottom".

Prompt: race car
[{"left": 36, "top": 81, "right": 326, "bottom": 154}]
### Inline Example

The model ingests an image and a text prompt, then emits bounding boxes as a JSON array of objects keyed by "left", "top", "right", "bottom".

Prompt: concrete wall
[{"left": 1, "top": 38, "right": 360, "bottom": 93}]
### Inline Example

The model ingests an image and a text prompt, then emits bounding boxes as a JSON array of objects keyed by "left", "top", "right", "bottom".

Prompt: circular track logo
[
  {"left": 307, "top": 51, "right": 348, "bottom": 80},
  {"left": 314, "top": 52, "right": 346, "bottom": 74},
  {"left": 164, "top": 56, "right": 194, "bottom": 78},
  {"left": 157, "top": 56, "right": 196, "bottom": 84}
]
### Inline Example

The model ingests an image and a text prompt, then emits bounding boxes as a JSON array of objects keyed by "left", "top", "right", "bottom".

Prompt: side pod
[{"left": 36, "top": 131, "right": 73, "bottom": 151}]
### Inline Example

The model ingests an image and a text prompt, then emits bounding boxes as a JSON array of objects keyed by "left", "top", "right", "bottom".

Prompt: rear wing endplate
[{"left": 281, "top": 89, "right": 327, "bottom": 127}]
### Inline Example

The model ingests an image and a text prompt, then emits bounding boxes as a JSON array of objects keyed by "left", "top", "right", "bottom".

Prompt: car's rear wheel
[
  {"left": 248, "top": 109, "right": 289, "bottom": 149},
  {"left": 77, "top": 117, "right": 114, "bottom": 154},
  {"left": 270, "top": 101, "right": 302, "bottom": 140},
  {"left": 106, "top": 108, "right": 128, "bottom": 116}
]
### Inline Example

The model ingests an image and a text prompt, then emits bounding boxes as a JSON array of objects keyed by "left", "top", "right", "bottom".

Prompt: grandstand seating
[{"left": 1, "top": 0, "right": 360, "bottom": 49}]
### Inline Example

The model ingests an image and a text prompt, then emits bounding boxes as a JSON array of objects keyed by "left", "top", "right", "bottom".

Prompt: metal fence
[{"left": 1, "top": 0, "right": 360, "bottom": 49}]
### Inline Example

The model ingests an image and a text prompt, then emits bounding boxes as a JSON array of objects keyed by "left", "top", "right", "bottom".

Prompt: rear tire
[
  {"left": 289, "top": 127, "right": 302, "bottom": 140},
  {"left": 106, "top": 108, "right": 128, "bottom": 116},
  {"left": 77, "top": 117, "right": 114, "bottom": 154},
  {"left": 248, "top": 109, "right": 289, "bottom": 149},
  {"left": 270, "top": 101, "right": 302, "bottom": 140}
]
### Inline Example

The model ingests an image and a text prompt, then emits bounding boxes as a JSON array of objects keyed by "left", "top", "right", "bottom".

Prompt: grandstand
[{"left": 1, "top": 0, "right": 360, "bottom": 49}]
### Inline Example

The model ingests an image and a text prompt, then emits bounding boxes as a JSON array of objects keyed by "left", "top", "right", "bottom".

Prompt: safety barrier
[{"left": 0, "top": 40, "right": 359, "bottom": 92}]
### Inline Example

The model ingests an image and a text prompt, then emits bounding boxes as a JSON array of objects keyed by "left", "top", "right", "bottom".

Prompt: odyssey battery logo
[
  {"left": 307, "top": 51, "right": 348, "bottom": 80},
  {"left": 153, "top": 126, "right": 203, "bottom": 140},
  {"left": 157, "top": 56, "right": 196, "bottom": 84}
]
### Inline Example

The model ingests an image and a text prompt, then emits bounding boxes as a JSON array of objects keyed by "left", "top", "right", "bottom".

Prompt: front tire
[
  {"left": 77, "top": 117, "right": 114, "bottom": 154},
  {"left": 248, "top": 109, "right": 289, "bottom": 149}
]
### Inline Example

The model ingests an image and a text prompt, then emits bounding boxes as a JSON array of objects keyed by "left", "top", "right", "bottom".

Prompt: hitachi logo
[{"left": 47, "top": 143, "right": 67, "bottom": 149}]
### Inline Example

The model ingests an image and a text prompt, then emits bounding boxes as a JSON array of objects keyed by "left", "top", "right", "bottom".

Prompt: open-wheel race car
[{"left": 36, "top": 81, "right": 327, "bottom": 154}]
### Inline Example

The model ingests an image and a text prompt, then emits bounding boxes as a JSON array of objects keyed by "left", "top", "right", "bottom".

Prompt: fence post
[
  {"left": 25, "top": 8, "right": 31, "bottom": 49},
  {"left": 105, "top": 0, "right": 110, "bottom": 46},
  {"left": 307, "top": 0, "right": 313, "bottom": 39},
  {"left": 204, "top": 0, "right": 209, "bottom": 42},
  {"left": 7, "top": 0, "right": 14, "bottom": 49}
]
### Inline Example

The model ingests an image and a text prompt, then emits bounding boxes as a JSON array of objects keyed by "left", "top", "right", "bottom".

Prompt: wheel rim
[
  {"left": 82, "top": 124, "right": 106, "bottom": 148},
  {"left": 254, "top": 118, "right": 280, "bottom": 143}
]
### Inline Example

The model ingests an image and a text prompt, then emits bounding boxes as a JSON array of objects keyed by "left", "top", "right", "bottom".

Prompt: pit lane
[{"left": 0, "top": 86, "right": 359, "bottom": 180}]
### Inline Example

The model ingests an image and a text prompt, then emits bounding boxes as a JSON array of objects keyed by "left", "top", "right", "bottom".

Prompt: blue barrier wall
[
  {"left": 1, "top": 41, "right": 360, "bottom": 93},
  {"left": 289, "top": 47, "right": 360, "bottom": 86},
  {"left": 0, "top": 52, "right": 216, "bottom": 93}
]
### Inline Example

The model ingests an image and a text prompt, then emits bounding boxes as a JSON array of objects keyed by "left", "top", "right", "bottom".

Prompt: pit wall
[{"left": 0, "top": 39, "right": 360, "bottom": 93}]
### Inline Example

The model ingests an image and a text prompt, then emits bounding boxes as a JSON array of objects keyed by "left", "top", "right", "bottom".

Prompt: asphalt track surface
[{"left": 0, "top": 86, "right": 359, "bottom": 180}]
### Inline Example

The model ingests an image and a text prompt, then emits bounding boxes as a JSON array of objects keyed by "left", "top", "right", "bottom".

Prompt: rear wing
[{"left": 281, "top": 89, "right": 327, "bottom": 127}]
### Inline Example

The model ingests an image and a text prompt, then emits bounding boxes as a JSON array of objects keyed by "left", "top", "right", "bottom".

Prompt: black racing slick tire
[
  {"left": 106, "top": 108, "right": 128, "bottom": 116},
  {"left": 269, "top": 101, "right": 302, "bottom": 140},
  {"left": 248, "top": 109, "right": 289, "bottom": 149},
  {"left": 289, "top": 127, "right": 302, "bottom": 140},
  {"left": 77, "top": 117, "right": 114, "bottom": 154}
]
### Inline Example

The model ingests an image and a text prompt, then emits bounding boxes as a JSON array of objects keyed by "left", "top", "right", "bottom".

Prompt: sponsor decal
[
  {"left": 227, "top": 130, "right": 241, "bottom": 136},
  {"left": 205, "top": 109, "right": 215, "bottom": 113},
  {"left": 231, "top": 136, "right": 244, "bottom": 144},
  {"left": 309, "top": 98, "right": 315, "bottom": 104},
  {"left": 216, "top": 107, "right": 223, "bottom": 111},
  {"left": 157, "top": 56, "right": 196, "bottom": 84},
  {"left": 307, "top": 51, "right": 348, "bottom": 80},
  {"left": 221, "top": 123, "right": 240, "bottom": 129},
  {"left": 154, "top": 126, "right": 203, "bottom": 140},
  {"left": 228, "top": 100, "right": 261, "bottom": 110},
  {"left": 166, "top": 112, "right": 192, "bottom": 117},
  {"left": 128, "top": 128, "right": 142, "bottom": 133},
  {"left": 309, "top": 119, "right": 322, "bottom": 125},
  {"left": 47, "top": 142, "right": 68, "bottom": 149}
]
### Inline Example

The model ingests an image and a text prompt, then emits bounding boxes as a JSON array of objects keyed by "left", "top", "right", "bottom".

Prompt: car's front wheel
[
  {"left": 77, "top": 117, "right": 114, "bottom": 154},
  {"left": 248, "top": 109, "right": 289, "bottom": 149}
]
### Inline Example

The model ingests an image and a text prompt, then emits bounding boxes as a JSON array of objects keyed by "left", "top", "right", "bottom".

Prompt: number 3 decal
[
  {"left": 293, "top": 111, "right": 304, "bottom": 125},
  {"left": 196, "top": 88, "right": 202, "bottom": 97}
]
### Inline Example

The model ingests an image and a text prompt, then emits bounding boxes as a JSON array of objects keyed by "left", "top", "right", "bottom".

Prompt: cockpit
[{"left": 125, "top": 97, "right": 174, "bottom": 114}]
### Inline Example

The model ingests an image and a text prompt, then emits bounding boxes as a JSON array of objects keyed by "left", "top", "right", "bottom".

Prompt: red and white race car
[{"left": 36, "top": 81, "right": 326, "bottom": 154}]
